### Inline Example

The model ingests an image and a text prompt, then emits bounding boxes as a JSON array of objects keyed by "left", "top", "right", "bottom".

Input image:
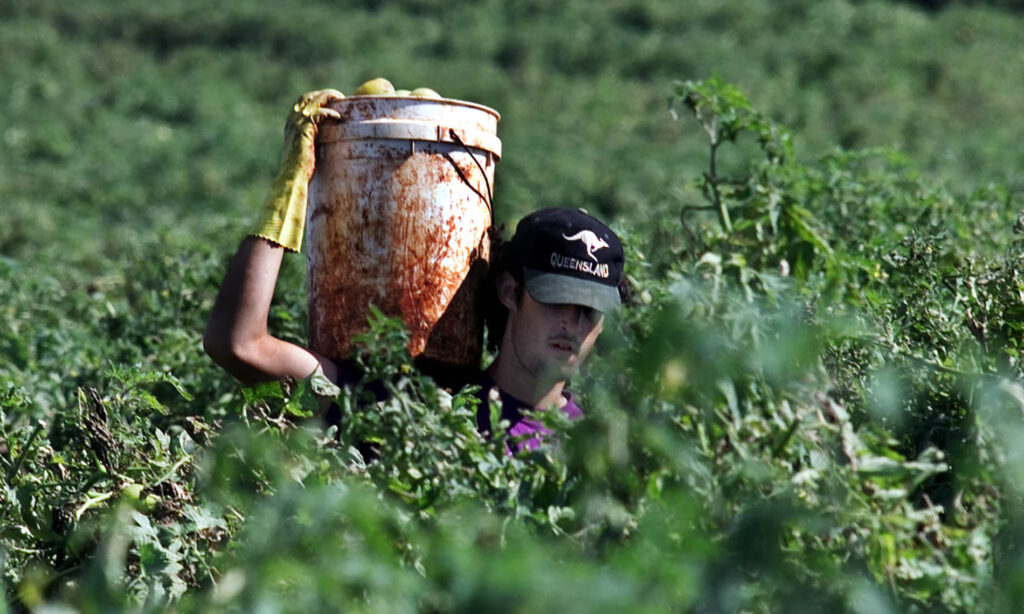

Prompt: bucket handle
[{"left": 443, "top": 129, "right": 494, "bottom": 222}]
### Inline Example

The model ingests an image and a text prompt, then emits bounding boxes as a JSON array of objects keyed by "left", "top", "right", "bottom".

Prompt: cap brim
[{"left": 523, "top": 269, "right": 621, "bottom": 312}]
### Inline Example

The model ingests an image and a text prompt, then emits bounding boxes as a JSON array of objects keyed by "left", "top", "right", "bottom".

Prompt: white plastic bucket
[{"left": 306, "top": 96, "right": 501, "bottom": 370}]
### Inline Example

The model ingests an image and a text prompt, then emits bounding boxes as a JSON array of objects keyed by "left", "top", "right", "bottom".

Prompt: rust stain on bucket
[{"left": 306, "top": 97, "right": 500, "bottom": 369}]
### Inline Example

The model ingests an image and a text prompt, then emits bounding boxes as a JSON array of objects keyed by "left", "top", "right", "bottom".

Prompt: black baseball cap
[{"left": 506, "top": 207, "right": 625, "bottom": 312}]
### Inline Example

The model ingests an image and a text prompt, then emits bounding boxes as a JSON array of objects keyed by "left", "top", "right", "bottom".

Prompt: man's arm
[
  {"left": 203, "top": 89, "right": 345, "bottom": 387},
  {"left": 204, "top": 236, "right": 335, "bottom": 385}
]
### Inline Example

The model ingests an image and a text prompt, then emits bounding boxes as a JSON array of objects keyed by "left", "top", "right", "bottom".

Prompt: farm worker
[{"left": 203, "top": 90, "right": 626, "bottom": 452}]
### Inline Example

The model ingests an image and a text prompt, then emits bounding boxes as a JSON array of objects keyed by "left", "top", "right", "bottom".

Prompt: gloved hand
[{"left": 251, "top": 89, "right": 345, "bottom": 252}]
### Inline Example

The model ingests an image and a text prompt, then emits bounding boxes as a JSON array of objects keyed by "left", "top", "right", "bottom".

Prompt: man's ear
[{"left": 497, "top": 272, "right": 519, "bottom": 311}]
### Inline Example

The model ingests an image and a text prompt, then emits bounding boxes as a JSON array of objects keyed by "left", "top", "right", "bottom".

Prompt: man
[
  {"left": 473, "top": 207, "right": 624, "bottom": 449},
  {"left": 203, "top": 90, "right": 625, "bottom": 451}
]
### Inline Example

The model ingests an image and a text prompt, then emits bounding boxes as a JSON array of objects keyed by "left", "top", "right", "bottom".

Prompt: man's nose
[{"left": 559, "top": 305, "right": 585, "bottom": 331}]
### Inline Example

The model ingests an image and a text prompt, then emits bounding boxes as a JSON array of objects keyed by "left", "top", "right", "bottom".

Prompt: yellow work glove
[{"left": 251, "top": 89, "right": 345, "bottom": 252}]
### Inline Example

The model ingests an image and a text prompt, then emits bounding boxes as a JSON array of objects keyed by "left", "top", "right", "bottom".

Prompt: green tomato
[
  {"left": 410, "top": 87, "right": 441, "bottom": 99},
  {"left": 141, "top": 494, "right": 160, "bottom": 513},
  {"left": 122, "top": 483, "right": 143, "bottom": 500},
  {"left": 353, "top": 77, "right": 395, "bottom": 96}
]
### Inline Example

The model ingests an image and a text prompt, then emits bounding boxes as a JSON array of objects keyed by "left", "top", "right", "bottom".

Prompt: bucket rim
[{"left": 330, "top": 95, "right": 501, "bottom": 121}]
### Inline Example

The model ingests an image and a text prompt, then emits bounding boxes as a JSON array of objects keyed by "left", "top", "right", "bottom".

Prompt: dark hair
[
  {"left": 482, "top": 227, "right": 516, "bottom": 354},
  {"left": 481, "top": 225, "right": 633, "bottom": 354}
]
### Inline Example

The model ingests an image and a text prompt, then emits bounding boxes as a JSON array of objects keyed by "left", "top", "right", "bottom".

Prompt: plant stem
[
  {"left": 148, "top": 454, "right": 193, "bottom": 488},
  {"left": 75, "top": 490, "right": 116, "bottom": 521},
  {"left": 6, "top": 420, "right": 44, "bottom": 482},
  {"left": 708, "top": 140, "right": 732, "bottom": 233}
]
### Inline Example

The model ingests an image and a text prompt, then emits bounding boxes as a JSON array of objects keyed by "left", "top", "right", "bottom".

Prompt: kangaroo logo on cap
[{"left": 563, "top": 230, "right": 609, "bottom": 262}]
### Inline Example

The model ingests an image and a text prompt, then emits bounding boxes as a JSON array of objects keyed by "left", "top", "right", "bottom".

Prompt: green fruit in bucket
[
  {"left": 411, "top": 87, "right": 442, "bottom": 98},
  {"left": 354, "top": 77, "right": 395, "bottom": 95},
  {"left": 395, "top": 89, "right": 412, "bottom": 96}
]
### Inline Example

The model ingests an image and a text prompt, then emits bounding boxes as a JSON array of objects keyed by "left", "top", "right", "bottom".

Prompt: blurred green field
[
  {"left": 5, "top": 1, "right": 1024, "bottom": 612},
  {"left": 3, "top": 0, "right": 1024, "bottom": 267}
]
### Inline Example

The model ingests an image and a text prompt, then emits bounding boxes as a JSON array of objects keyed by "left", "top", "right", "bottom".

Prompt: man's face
[{"left": 501, "top": 277, "right": 605, "bottom": 385}]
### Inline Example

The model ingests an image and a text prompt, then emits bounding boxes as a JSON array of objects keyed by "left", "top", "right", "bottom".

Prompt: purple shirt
[
  {"left": 321, "top": 361, "right": 583, "bottom": 456},
  {"left": 474, "top": 374, "right": 583, "bottom": 454}
]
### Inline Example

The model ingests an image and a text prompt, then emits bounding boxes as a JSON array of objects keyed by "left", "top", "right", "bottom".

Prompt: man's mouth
[{"left": 550, "top": 339, "right": 579, "bottom": 353}]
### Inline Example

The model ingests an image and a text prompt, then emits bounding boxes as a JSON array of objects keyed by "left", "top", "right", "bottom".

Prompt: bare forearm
[
  {"left": 206, "top": 332, "right": 320, "bottom": 385},
  {"left": 204, "top": 236, "right": 321, "bottom": 385}
]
